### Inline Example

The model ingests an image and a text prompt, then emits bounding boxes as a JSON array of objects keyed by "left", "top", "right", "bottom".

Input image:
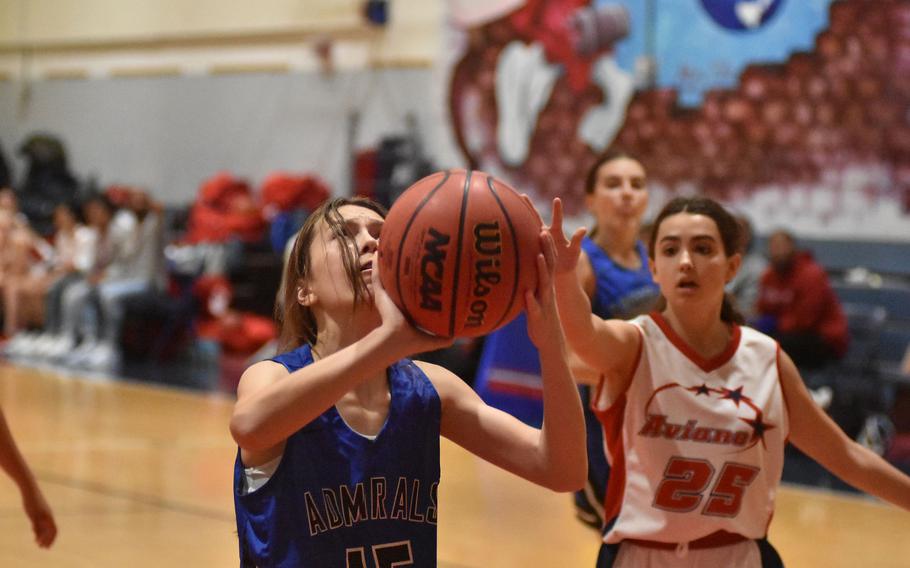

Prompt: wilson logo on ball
[{"left": 466, "top": 221, "right": 503, "bottom": 329}]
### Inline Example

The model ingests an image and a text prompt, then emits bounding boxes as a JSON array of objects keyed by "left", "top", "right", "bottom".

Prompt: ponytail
[{"left": 720, "top": 293, "right": 745, "bottom": 325}]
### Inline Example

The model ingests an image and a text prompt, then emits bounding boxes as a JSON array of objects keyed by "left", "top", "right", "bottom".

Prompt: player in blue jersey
[
  {"left": 571, "top": 150, "right": 660, "bottom": 529},
  {"left": 230, "top": 196, "right": 586, "bottom": 567}
]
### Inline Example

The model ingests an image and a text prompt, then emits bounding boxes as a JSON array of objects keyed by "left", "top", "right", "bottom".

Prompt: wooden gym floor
[{"left": 1, "top": 363, "right": 909, "bottom": 567}]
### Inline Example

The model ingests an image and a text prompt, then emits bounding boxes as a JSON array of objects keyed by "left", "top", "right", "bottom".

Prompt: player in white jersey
[{"left": 547, "top": 195, "right": 910, "bottom": 567}]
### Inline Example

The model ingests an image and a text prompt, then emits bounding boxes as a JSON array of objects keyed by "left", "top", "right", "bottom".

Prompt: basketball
[{"left": 378, "top": 169, "right": 542, "bottom": 338}]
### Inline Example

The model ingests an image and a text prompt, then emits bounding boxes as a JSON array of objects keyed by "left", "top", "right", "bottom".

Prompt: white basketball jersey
[{"left": 596, "top": 313, "right": 789, "bottom": 545}]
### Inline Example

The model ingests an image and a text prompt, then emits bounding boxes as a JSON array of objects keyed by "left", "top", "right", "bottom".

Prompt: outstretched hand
[
  {"left": 546, "top": 198, "right": 586, "bottom": 276},
  {"left": 22, "top": 486, "right": 56, "bottom": 548}
]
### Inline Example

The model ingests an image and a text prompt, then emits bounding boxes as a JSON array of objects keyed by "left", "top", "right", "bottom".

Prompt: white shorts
[{"left": 614, "top": 540, "right": 761, "bottom": 568}]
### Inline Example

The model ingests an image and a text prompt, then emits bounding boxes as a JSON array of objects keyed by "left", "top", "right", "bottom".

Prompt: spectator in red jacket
[{"left": 756, "top": 230, "right": 848, "bottom": 370}]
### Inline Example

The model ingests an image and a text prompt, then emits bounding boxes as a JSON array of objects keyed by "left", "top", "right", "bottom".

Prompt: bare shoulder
[
  {"left": 236, "top": 360, "right": 291, "bottom": 400},
  {"left": 598, "top": 318, "right": 643, "bottom": 356}
]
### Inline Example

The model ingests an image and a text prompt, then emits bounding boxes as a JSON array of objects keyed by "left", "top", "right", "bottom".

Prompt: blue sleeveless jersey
[
  {"left": 233, "top": 344, "right": 442, "bottom": 567},
  {"left": 580, "top": 237, "right": 659, "bottom": 320}
]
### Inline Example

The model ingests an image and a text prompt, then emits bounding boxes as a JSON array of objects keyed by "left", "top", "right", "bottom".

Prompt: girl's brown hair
[
  {"left": 647, "top": 196, "right": 744, "bottom": 324},
  {"left": 276, "top": 196, "right": 388, "bottom": 353}
]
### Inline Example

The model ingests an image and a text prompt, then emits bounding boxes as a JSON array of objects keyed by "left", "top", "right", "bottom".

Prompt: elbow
[
  {"left": 543, "top": 459, "right": 588, "bottom": 493},
  {"left": 230, "top": 412, "right": 269, "bottom": 452}
]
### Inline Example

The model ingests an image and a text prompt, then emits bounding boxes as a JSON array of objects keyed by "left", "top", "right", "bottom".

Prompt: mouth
[
  {"left": 677, "top": 279, "right": 698, "bottom": 291},
  {"left": 360, "top": 260, "right": 373, "bottom": 279}
]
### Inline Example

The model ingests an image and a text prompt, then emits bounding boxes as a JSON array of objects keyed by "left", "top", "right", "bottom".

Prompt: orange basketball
[{"left": 378, "top": 169, "right": 542, "bottom": 338}]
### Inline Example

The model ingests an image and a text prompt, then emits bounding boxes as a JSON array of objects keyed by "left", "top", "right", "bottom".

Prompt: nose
[
  {"left": 679, "top": 248, "right": 693, "bottom": 270},
  {"left": 358, "top": 228, "right": 378, "bottom": 254},
  {"left": 620, "top": 181, "right": 635, "bottom": 199}
]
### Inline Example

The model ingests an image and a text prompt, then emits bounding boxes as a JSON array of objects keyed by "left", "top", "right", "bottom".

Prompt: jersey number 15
[{"left": 346, "top": 540, "right": 413, "bottom": 568}]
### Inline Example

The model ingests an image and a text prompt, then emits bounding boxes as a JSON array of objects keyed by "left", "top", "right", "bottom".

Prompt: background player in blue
[
  {"left": 230, "top": 196, "right": 586, "bottom": 567},
  {"left": 548, "top": 196, "right": 910, "bottom": 567},
  {"left": 572, "top": 150, "right": 659, "bottom": 528}
]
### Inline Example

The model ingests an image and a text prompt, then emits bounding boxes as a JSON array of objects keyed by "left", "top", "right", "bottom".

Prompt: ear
[
  {"left": 725, "top": 252, "right": 742, "bottom": 284},
  {"left": 297, "top": 283, "right": 315, "bottom": 307},
  {"left": 648, "top": 255, "right": 658, "bottom": 281}
]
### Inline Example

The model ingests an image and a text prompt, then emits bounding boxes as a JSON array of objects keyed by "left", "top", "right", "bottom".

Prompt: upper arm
[
  {"left": 573, "top": 319, "right": 641, "bottom": 383},
  {"left": 415, "top": 361, "right": 539, "bottom": 465},
  {"left": 778, "top": 349, "right": 853, "bottom": 464},
  {"left": 235, "top": 360, "right": 290, "bottom": 403}
]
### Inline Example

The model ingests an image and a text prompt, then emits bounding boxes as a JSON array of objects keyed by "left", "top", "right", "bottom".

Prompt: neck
[
  {"left": 313, "top": 315, "right": 376, "bottom": 357},
  {"left": 660, "top": 304, "right": 731, "bottom": 360},
  {"left": 593, "top": 223, "right": 641, "bottom": 267},
  {"left": 313, "top": 311, "right": 388, "bottom": 402}
]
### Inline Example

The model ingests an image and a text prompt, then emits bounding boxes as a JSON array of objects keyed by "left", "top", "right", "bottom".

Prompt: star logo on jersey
[
  {"left": 721, "top": 386, "right": 745, "bottom": 406},
  {"left": 641, "top": 382, "right": 775, "bottom": 452},
  {"left": 740, "top": 415, "right": 776, "bottom": 449}
]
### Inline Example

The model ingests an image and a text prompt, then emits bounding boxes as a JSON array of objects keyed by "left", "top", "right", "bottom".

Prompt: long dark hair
[
  {"left": 276, "top": 196, "right": 388, "bottom": 352},
  {"left": 647, "top": 196, "right": 744, "bottom": 324}
]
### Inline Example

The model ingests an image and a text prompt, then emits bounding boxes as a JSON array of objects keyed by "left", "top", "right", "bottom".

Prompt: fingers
[
  {"left": 549, "top": 198, "right": 564, "bottom": 239},
  {"left": 33, "top": 514, "right": 57, "bottom": 548},
  {"left": 537, "top": 232, "right": 556, "bottom": 294},
  {"left": 539, "top": 230, "right": 557, "bottom": 275},
  {"left": 570, "top": 227, "right": 586, "bottom": 251},
  {"left": 524, "top": 288, "right": 540, "bottom": 319}
]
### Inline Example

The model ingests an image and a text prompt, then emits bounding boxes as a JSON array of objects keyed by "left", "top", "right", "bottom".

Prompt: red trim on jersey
[
  {"left": 649, "top": 311, "right": 741, "bottom": 373},
  {"left": 773, "top": 342, "right": 793, "bottom": 443},
  {"left": 592, "top": 324, "right": 642, "bottom": 529},
  {"left": 626, "top": 530, "right": 748, "bottom": 550},
  {"left": 597, "top": 393, "right": 627, "bottom": 528},
  {"left": 486, "top": 381, "right": 543, "bottom": 399}
]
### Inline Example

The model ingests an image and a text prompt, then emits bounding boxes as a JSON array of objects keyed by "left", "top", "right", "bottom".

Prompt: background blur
[{"left": 0, "top": 0, "right": 908, "bottom": 503}]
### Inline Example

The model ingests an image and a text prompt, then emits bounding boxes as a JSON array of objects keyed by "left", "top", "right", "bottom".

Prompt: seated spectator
[
  {"left": 0, "top": 189, "right": 55, "bottom": 337},
  {"left": 3, "top": 203, "right": 96, "bottom": 342},
  {"left": 726, "top": 214, "right": 766, "bottom": 319},
  {"left": 47, "top": 189, "right": 164, "bottom": 370},
  {"left": 756, "top": 229, "right": 848, "bottom": 370}
]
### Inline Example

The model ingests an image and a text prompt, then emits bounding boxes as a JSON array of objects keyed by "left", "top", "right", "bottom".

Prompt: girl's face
[
  {"left": 586, "top": 157, "right": 648, "bottom": 230},
  {"left": 300, "top": 204, "right": 383, "bottom": 313},
  {"left": 0, "top": 189, "right": 16, "bottom": 213},
  {"left": 84, "top": 201, "right": 111, "bottom": 228},
  {"left": 650, "top": 213, "right": 740, "bottom": 308},
  {"left": 53, "top": 206, "right": 76, "bottom": 232}
]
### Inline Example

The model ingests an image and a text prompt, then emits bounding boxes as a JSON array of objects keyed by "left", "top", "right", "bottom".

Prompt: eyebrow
[
  {"left": 342, "top": 217, "right": 383, "bottom": 231},
  {"left": 658, "top": 234, "right": 717, "bottom": 243}
]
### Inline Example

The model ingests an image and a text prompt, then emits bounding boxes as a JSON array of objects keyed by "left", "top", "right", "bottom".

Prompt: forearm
[
  {"left": 554, "top": 272, "right": 598, "bottom": 353},
  {"left": 827, "top": 441, "right": 910, "bottom": 510},
  {"left": 0, "top": 413, "right": 38, "bottom": 492},
  {"left": 536, "top": 340, "right": 587, "bottom": 492},
  {"left": 231, "top": 328, "right": 406, "bottom": 450}
]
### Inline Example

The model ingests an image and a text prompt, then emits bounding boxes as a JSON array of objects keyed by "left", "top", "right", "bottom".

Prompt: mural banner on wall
[{"left": 445, "top": 0, "right": 910, "bottom": 240}]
